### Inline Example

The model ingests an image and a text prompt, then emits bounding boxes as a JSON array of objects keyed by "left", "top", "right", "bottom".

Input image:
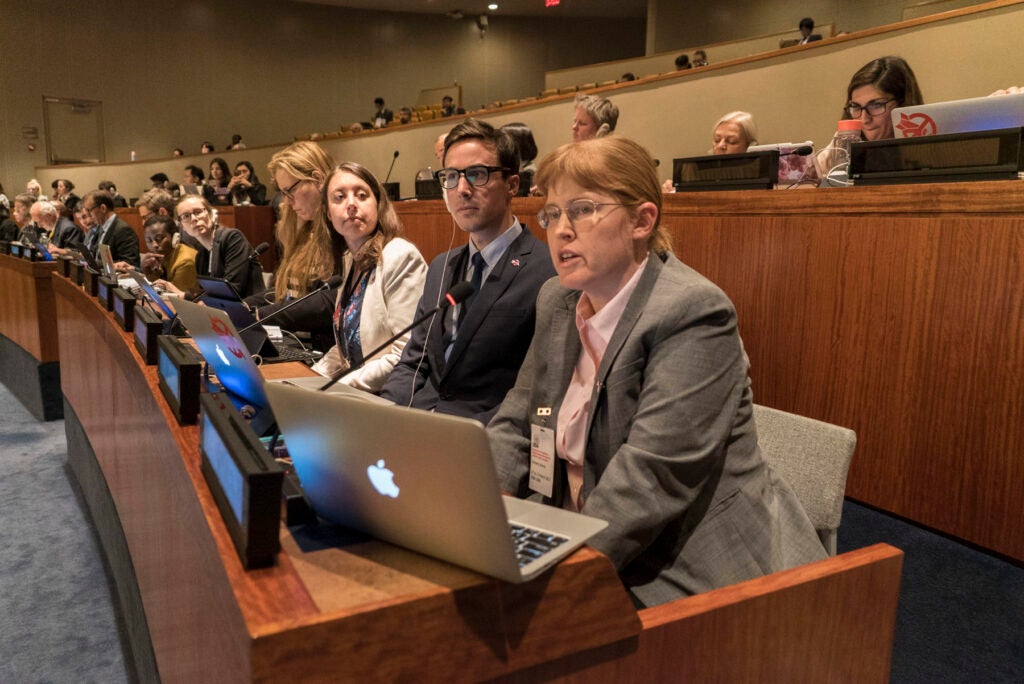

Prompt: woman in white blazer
[{"left": 311, "top": 162, "right": 427, "bottom": 393}]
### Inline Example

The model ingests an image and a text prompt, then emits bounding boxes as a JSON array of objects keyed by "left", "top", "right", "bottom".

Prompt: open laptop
[
  {"left": 893, "top": 91, "right": 1024, "bottom": 138},
  {"left": 125, "top": 271, "right": 188, "bottom": 335},
  {"left": 171, "top": 298, "right": 376, "bottom": 433},
  {"left": 196, "top": 275, "right": 319, "bottom": 364},
  {"left": 264, "top": 382, "right": 608, "bottom": 583}
]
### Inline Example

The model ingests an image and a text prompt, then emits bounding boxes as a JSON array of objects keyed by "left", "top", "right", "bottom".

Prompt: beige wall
[
  {"left": 0, "top": 0, "right": 643, "bottom": 193},
  {"left": 30, "top": 2, "right": 1024, "bottom": 197},
  {"left": 648, "top": 0, "right": 989, "bottom": 53}
]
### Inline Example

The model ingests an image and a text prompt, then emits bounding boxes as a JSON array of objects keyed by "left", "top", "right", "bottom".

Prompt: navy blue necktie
[{"left": 463, "top": 251, "right": 486, "bottom": 315}]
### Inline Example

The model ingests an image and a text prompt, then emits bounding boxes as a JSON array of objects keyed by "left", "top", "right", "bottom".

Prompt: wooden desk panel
[
  {"left": 0, "top": 254, "right": 59, "bottom": 362},
  {"left": 396, "top": 183, "right": 1024, "bottom": 562}
]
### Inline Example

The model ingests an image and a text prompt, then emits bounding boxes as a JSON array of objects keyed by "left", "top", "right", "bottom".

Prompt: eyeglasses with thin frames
[
  {"left": 178, "top": 206, "right": 208, "bottom": 223},
  {"left": 537, "top": 199, "right": 636, "bottom": 230},
  {"left": 435, "top": 165, "right": 510, "bottom": 190},
  {"left": 846, "top": 99, "right": 895, "bottom": 118},
  {"left": 279, "top": 178, "right": 307, "bottom": 201}
]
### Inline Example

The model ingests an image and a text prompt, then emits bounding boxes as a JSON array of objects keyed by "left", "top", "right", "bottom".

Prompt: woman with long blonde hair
[{"left": 251, "top": 141, "right": 337, "bottom": 347}]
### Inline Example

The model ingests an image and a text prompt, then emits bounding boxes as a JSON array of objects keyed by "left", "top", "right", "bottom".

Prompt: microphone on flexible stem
[
  {"left": 318, "top": 281, "right": 475, "bottom": 392},
  {"left": 237, "top": 275, "right": 343, "bottom": 334},
  {"left": 253, "top": 242, "right": 271, "bottom": 256},
  {"left": 782, "top": 145, "right": 814, "bottom": 156},
  {"left": 383, "top": 150, "right": 400, "bottom": 185}
]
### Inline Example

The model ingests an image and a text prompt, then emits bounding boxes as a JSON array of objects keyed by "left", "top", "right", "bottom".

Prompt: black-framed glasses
[
  {"left": 279, "top": 178, "right": 307, "bottom": 200},
  {"left": 846, "top": 99, "right": 895, "bottom": 118},
  {"left": 435, "top": 165, "right": 510, "bottom": 190},
  {"left": 536, "top": 199, "right": 635, "bottom": 230},
  {"left": 178, "top": 206, "right": 208, "bottom": 223}
]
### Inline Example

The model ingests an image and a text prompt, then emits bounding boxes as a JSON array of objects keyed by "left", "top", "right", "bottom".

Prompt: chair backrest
[{"left": 752, "top": 404, "right": 856, "bottom": 555}]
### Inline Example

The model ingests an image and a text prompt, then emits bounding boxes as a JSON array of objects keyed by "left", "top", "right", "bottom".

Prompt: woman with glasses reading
[
  {"left": 250, "top": 141, "right": 338, "bottom": 349},
  {"left": 487, "top": 136, "right": 826, "bottom": 607},
  {"left": 815, "top": 56, "right": 923, "bottom": 178},
  {"left": 310, "top": 162, "right": 427, "bottom": 392},
  {"left": 156, "top": 195, "right": 263, "bottom": 299}
]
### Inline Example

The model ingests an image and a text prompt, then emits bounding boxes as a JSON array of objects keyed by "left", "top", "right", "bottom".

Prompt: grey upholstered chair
[{"left": 752, "top": 404, "right": 856, "bottom": 556}]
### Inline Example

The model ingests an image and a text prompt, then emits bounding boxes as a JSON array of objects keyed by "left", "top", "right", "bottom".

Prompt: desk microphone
[
  {"left": 384, "top": 150, "right": 400, "bottom": 185},
  {"left": 783, "top": 145, "right": 814, "bottom": 156},
  {"left": 237, "top": 275, "right": 343, "bottom": 334},
  {"left": 318, "top": 281, "right": 474, "bottom": 391},
  {"left": 253, "top": 242, "right": 271, "bottom": 256}
]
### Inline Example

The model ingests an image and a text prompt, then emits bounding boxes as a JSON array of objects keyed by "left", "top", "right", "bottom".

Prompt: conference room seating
[{"left": 753, "top": 404, "right": 857, "bottom": 556}]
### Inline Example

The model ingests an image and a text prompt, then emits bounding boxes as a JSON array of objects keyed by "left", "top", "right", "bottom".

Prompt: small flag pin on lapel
[{"left": 511, "top": 259, "right": 520, "bottom": 267}]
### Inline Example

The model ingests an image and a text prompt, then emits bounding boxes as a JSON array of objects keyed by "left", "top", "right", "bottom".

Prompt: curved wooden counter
[
  {"left": 0, "top": 253, "right": 61, "bottom": 419},
  {"left": 53, "top": 272, "right": 901, "bottom": 682}
]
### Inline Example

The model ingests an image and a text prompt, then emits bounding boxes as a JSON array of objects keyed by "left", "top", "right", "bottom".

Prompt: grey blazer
[{"left": 488, "top": 251, "right": 826, "bottom": 606}]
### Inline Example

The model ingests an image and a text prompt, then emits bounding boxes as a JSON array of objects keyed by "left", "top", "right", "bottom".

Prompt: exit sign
[{"left": 546, "top": 0, "right": 560, "bottom": 6}]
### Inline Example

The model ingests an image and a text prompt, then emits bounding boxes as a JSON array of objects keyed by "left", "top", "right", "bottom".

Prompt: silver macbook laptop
[
  {"left": 892, "top": 92, "right": 1024, "bottom": 138},
  {"left": 264, "top": 382, "right": 608, "bottom": 584}
]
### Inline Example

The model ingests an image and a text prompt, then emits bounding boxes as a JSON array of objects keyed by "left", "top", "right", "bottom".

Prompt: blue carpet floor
[
  {"left": 0, "top": 384, "right": 128, "bottom": 684},
  {"left": 1, "top": 380, "right": 1021, "bottom": 682}
]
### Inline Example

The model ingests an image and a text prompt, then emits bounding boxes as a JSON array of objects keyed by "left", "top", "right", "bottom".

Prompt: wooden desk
[
  {"left": 397, "top": 181, "right": 1024, "bottom": 563},
  {"left": 0, "top": 253, "right": 61, "bottom": 419},
  {"left": 53, "top": 273, "right": 901, "bottom": 682},
  {"left": 116, "top": 205, "right": 278, "bottom": 272}
]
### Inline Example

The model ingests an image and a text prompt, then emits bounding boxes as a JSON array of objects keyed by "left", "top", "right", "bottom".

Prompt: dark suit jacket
[
  {"left": 1, "top": 218, "right": 21, "bottom": 243},
  {"left": 97, "top": 217, "right": 140, "bottom": 267},
  {"left": 51, "top": 216, "right": 83, "bottom": 250},
  {"left": 195, "top": 227, "right": 263, "bottom": 298},
  {"left": 488, "top": 251, "right": 826, "bottom": 606},
  {"left": 381, "top": 226, "right": 555, "bottom": 424}
]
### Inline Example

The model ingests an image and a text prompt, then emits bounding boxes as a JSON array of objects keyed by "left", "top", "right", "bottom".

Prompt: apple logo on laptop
[
  {"left": 367, "top": 459, "right": 400, "bottom": 498},
  {"left": 215, "top": 344, "right": 231, "bottom": 366}
]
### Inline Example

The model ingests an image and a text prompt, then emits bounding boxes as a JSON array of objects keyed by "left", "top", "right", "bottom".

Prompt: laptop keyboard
[
  {"left": 264, "top": 343, "right": 320, "bottom": 364},
  {"left": 509, "top": 524, "right": 569, "bottom": 567}
]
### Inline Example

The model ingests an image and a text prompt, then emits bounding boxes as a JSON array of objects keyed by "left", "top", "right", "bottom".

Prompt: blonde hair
[
  {"left": 266, "top": 141, "right": 336, "bottom": 300},
  {"left": 535, "top": 137, "right": 671, "bottom": 257},
  {"left": 712, "top": 111, "right": 758, "bottom": 149}
]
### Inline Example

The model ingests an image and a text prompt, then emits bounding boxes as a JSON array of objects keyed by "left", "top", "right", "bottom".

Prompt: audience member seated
[
  {"left": 662, "top": 111, "right": 758, "bottom": 192},
  {"left": 139, "top": 214, "right": 198, "bottom": 293},
  {"left": 500, "top": 122, "right": 538, "bottom": 196},
  {"left": 229, "top": 133, "right": 246, "bottom": 150},
  {"left": 815, "top": 55, "right": 923, "bottom": 176},
  {"left": 82, "top": 190, "right": 140, "bottom": 267},
  {"left": 150, "top": 173, "right": 169, "bottom": 190},
  {"left": 254, "top": 141, "right": 338, "bottom": 349},
  {"left": 201, "top": 142, "right": 215, "bottom": 154},
  {"left": 32, "top": 199, "right": 82, "bottom": 254},
  {"left": 137, "top": 188, "right": 177, "bottom": 221},
  {"left": 799, "top": 17, "right": 822, "bottom": 44},
  {"left": 172, "top": 148, "right": 184, "bottom": 157},
  {"left": 0, "top": 186, "right": 18, "bottom": 242},
  {"left": 204, "top": 157, "right": 232, "bottom": 205},
  {"left": 227, "top": 161, "right": 268, "bottom": 206},
  {"left": 4, "top": 194, "right": 33, "bottom": 242},
  {"left": 434, "top": 132, "right": 448, "bottom": 165},
  {"left": 397, "top": 107, "right": 413, "bottom": 125},
  {"left": 98, "top": 180, "right": 128, "bottom": 207},
  {"left": 0, "top": 182, "right": 10, "bottom": 219},
  {"left": 158, "top": 195, "right": 262, "bottom": 298},
  {"left": 311, "top": 162, "right": 427, "bottom": 392},
  {"left": 572, "top": 93, "right": 618, "bottom": 142},
  {"left": 674, "top": 53, "right": 692, "bottom": 70},
  {"left": 53, "top": 179, "right": 80, "bottom": 213},
  {"left": 74, "top": 204, "right": 97, "bottom": 249},
  {"left": 488, "top": 136, "right": 827, "bottom": 607},
  {"left": 693, "top": 49, "right": 709, "bottom": 67},
  {"left": 380, "top": 118, "right": 556, "bottom": 422},
  {"left": 372, "top": 97, "right": 393, "bottom": 128},
  {"left": 26, "top": 179, "right": 46, "bottom": 201},
  {"left": 619, "top": 72, "right": 637, "bottom": 82},
  {"left": 440, "top": 95, "right": 465, "bottom": 117},
  {"left": 183, "top": 165, "right": 205, "bottom": 195}
]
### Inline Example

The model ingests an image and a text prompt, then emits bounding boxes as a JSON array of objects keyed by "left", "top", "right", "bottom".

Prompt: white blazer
[{"left": 312, "top": 237, "right": 427, "bottom": 392}]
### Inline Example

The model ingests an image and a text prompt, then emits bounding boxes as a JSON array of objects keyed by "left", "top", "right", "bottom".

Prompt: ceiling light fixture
[{"left": 488, "top": 3, "right": 498, "bottom": 9}]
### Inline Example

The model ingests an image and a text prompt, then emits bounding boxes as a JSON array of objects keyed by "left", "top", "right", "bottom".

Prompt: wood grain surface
[{"left": 0, "top": 254, "right": 59, "bottom": 362}]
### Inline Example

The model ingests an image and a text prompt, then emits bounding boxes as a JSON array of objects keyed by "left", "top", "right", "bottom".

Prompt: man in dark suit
[
  {"left": 82, "top": 190, "right": 140, "bottom": 267},
  {"left": 381, "top": 118, "right": 556, "bottom": 423},
  {"left": 798, "top": 17, "right": 822, "bottom": 44}
]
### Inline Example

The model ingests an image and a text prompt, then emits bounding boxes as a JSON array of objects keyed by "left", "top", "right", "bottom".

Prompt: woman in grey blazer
[{"left": 488, "top": 136, "right": 826, "bottom": 607}]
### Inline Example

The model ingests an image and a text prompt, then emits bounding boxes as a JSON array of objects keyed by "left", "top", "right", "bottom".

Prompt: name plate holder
[
  {"left": 98, "top": 276, "right": 119, "bottom": 311},
  {"left": 199, "top": 392, "right": 283, "bottom": 569},
  {"left": 83, "top": 267, "right": 100, "bottom": 297},
  {"left": 112, "top": 288, "right": 136, "bottom": 332},
  {"left": 673, "top": 150, "right": 780, "bottom": 192},
  {"left": 156, "top": 334, "right": 203, "bottom": 425},
  {"left": 133, "top": 305, "right": 164, "bottom": 365}
]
